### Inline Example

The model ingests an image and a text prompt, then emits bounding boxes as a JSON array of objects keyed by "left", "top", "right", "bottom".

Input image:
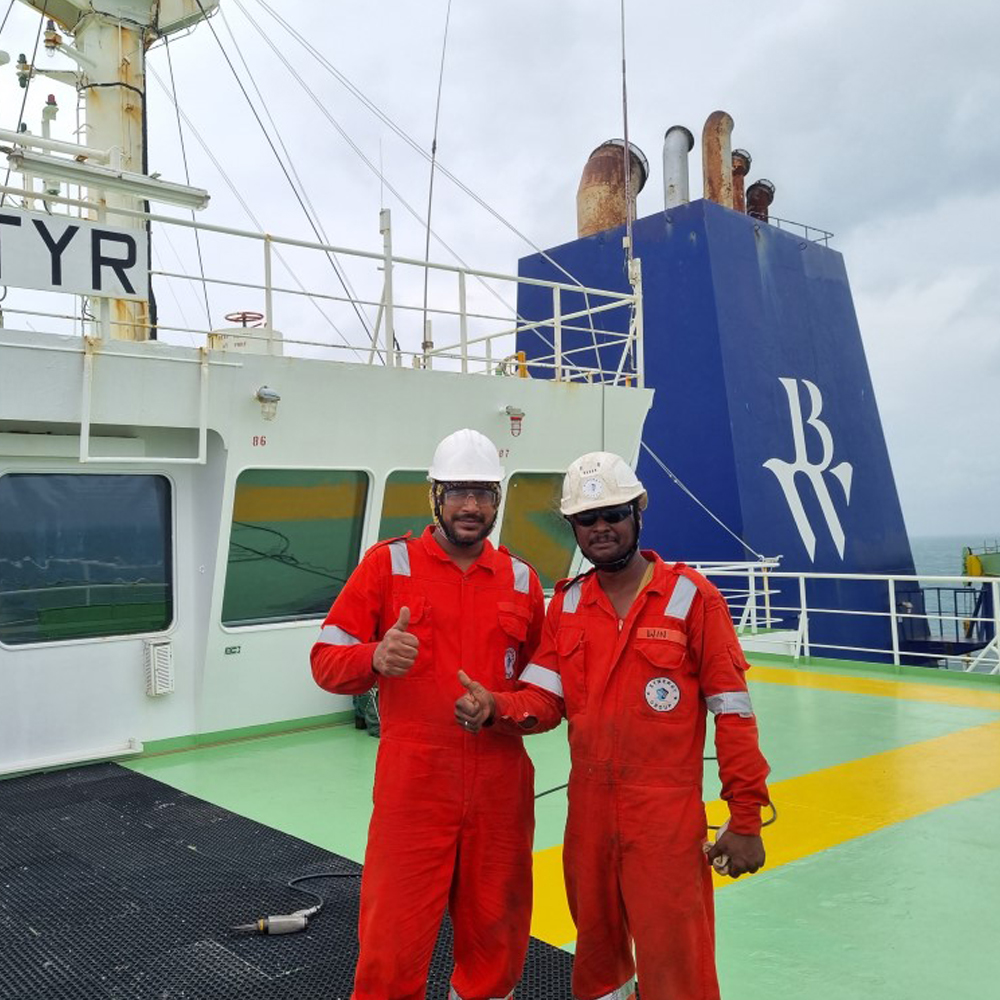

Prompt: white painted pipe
[{"left": 663, "top": 125, "right": 694, "bottom": 208}]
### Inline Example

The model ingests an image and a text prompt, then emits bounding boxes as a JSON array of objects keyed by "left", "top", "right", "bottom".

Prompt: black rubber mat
[{"left": 0, "top": 763, "right": 573, "bottom": 999}]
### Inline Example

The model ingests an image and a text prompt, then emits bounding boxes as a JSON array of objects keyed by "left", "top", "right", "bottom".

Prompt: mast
[{"left": 16, "top": 1, "right": 217, "bottom": 341}]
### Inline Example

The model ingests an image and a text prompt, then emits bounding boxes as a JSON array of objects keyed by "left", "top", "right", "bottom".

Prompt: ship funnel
[
  {"left": 577, "top": 139, "right": 649, "bottom": 238},
  {"left": 663, "top": 125, "right": 694, "bottom": 208},
  {"left": 731, "top": 149, "right": 751, "bottom": 213},
  {"left": 746, "top": 179, "right": 775, "bottom": 222},
  {"left": 701, "top": 110, "right": 734, "bottom": 208}
]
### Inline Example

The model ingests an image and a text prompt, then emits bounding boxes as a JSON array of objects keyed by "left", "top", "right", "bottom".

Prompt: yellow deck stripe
[
  {"left": 748, "top": 663, "right": 1000, "bottom": 710},
  {"left": 530, "top": 719, "right": 1000, "bottom": 947}
]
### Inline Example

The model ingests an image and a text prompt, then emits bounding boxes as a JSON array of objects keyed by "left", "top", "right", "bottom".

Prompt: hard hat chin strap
[
  {"left": 430, "top": 483, "right": 500, "bottom": 548},
  {"left": 584, "top": 504, "right": 643, "bottom": 573}
]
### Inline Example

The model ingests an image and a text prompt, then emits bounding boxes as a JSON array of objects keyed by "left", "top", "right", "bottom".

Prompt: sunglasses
[
  {"left": 442, "top": 487, "right": 498, "bottom": 507},
  {"left": 570, "top": 503, "right": 634, "bottom": 528}
]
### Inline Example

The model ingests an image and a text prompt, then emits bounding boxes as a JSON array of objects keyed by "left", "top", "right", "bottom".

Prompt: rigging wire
[
  {"left": 163, "top": 34, "right": 212, "bottom": 330},
  {"left": 146, "top": 65, "right": 365, "bottom": 361},
  {"left": 237, "top": 0, "right": 587, "bottom": 370},
  {"left": 247, "top": 0, "right": 592, "bottom": 297},
  {"left": 1, "top": 4, "right": 46, "bottom": 207},
  {"left": 217, "top": 2, "right": 380, "bottom": 356},
  {"left": 190, "top": 0, "right": 384, "bottom": 355},
  {"left": 639, "top": 440, "right": 768, "bottom": 561},
  {"left": 420, "top": 0, "right": 454, "bottom": 362},
  {"left": 0, "top": 2, "right": 16, "bottom": 40}
]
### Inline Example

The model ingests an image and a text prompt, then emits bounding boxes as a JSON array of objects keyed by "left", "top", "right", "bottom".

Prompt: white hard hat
[
  {"left": 428, "top": 428, "right": 504, "bottom": 483},
  {"left": 560, "top": 451, "right": 647, "bottom": 516}
]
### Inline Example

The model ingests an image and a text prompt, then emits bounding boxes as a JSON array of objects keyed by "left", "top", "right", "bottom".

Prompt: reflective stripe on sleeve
[
  {"left": 519, "top": 663, "right": 564, "bottom": 699},
  {"left": 511, "top": 556, "right": 530, "bottom": 594},
  {"left": 388, "top": 540, "right": 411, "bottom": 576},
  {"left": 562, "top": 578, "right": 583, "bottom": 613},
  {"left": 574, "top": 978, "right": 636, "bottom": 1000},
  {"left": 665, "top": 575, "right": 697, "bottom": 619},
  {"left": 706, "top": 691, "right": 755, "bottom": 717},
  {"left": 317, "top": 625, "right": 362, "bottom": 646}
]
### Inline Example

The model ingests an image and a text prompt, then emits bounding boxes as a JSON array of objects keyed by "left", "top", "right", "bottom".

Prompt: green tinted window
[
  {"left": 0, "top": 474, "right": 172, "bottom": 645},
  {"left": 499, "top": 472, "right": 577, "bottom": 589},
  {"left": 222, "top": 469, "right": 368, "bottom": 626},
  {"left": 378, "top": 470, "right": 430, "bottom": 541}
]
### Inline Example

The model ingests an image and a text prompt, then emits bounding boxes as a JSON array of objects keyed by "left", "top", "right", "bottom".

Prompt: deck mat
[{"left": 0, "top": 763, "right": 572, "bottom": 999}]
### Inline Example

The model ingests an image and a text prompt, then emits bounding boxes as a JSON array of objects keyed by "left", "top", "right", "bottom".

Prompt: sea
[{"left": 909, "top": 534, "right": 1000, "bottom": 577}]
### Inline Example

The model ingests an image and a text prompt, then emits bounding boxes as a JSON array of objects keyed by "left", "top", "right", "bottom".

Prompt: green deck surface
[{"left": 127, "top": 659, "right": 1000, "bottom": 999}]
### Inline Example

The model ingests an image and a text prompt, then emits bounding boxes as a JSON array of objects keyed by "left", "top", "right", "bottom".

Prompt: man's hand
[
  {"left": 454, "top": 669, "right": 496, "bottom": 733},
  {"left": 372, "top": 607, "right": 419, "bottom": 677},
  {"left": 706, "top": 828, "right": 765, "bottom": 878}
]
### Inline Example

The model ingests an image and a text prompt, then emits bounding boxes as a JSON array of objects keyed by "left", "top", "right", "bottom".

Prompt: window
[
  {"left": 0, "top": 474, "right": 173, "bottom": 645},
  {"left": 378, "top": 470, "right": 431, "bottom": 542},
  {"left": 222, "top": 469, "right": 368, "bottom": 626},
  {"left": 499, "top": 472, "right": 577, "bottom": 589}
]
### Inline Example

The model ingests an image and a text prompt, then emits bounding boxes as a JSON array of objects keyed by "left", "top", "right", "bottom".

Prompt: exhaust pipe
[
  {"left": 663, "top": 125, "right": 694, "bottom": 208},
  {"left": 746, "top": 179, "right": 775, "bottom": 223},
  {"left": 731, "top": 149, "right": 752, "bottom": 213},
  {"left": 702, "top": 110, "right": 734, "bottom": 208},
  {"left": 576, "top": 139, "right": 649, "bottom": 238}
]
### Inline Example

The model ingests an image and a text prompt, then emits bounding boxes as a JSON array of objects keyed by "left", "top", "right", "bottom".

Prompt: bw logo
[{"left": 763, "top": 378, "right": 853, "bottom": 561}]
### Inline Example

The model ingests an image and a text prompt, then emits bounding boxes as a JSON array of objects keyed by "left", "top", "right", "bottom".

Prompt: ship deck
[{"left": 6, "top": 655, "right": 1000, "bottom": 999}]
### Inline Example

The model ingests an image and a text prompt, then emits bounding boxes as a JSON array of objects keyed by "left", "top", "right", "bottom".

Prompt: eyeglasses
[
  {"left": 570, "top": 503, "right": 634, "bottom": 528},
  {"left": 442, "top": 487, "right": 498, "bottom": 507}
]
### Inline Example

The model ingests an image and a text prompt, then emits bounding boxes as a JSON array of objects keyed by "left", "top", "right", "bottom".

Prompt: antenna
[
  {"left": 620, "top": 0, "right": 634, "bottom": 266},
  {"left": 421, "top": 0, "right": 454, "bottom": 367}
]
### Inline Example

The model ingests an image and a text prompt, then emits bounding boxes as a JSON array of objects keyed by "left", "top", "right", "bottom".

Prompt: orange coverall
[
  {"left": 493, "top": 553, "right": 770, "bottom": 1000},
  {"left": 310, "top": 526, "right": 544, "bottom": 1000}
]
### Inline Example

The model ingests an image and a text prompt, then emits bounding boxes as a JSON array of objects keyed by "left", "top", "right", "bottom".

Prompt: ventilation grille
[{"left": 143, "top": 640, "right": 175, "bottom": 697}]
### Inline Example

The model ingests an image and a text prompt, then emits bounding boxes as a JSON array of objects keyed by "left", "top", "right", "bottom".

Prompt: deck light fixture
[
  {"left": 255, "top": 386, "right": 280, "bottom": 421},
  {"left": 4, "top": 148, "right": 210, "bottom": 209}
]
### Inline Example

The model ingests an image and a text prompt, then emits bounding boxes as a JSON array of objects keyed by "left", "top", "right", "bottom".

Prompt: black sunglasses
[{"left": 570, "top": 503, "right": 634, "bottom": 528}]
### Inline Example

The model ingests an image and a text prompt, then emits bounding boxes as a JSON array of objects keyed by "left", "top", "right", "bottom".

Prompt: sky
[{"left": 0, "top": 0, "right": 997, "bottom": 538}]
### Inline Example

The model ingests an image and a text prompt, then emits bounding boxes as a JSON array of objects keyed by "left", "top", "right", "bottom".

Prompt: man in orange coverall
[
  {"left": 310, "top": 428, "right": 545, "bottom": 1000},
  {"left": 456, "top": 451, "right": 770, "bottom": 1000}
]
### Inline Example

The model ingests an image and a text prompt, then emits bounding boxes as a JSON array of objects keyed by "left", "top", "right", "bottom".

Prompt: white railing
[
  {"left": 0, "top": 183, "right": 643, "bottom": 387},
  {"left": 690, "top": 561, "right": 1000, "bottom": 675}
]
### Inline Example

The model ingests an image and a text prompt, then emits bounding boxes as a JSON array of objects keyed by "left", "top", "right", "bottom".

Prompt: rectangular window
[
  {"left": 0, "top": 474, "right": 173, "bottom": 645},
  {"left": 378, "top": 470, "right": 431, "bottom": 541},
  {"left": 222, "top": 469, "right": 368, "bottom": 626},
  {"left": 499, "top": 472, "right": 577, "bottom": 589}
]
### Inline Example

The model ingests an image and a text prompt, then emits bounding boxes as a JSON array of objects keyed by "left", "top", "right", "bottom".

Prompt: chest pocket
[
  {"left": 389, "top": 593, "right": 433, "bottom": 680},
  {"left": 632, "top": 638, "right": 695, "bottom": 723},
  {"left": 556, "top": 626, "right": 587, "bottom": 717},
  {"left": 492, "top": 601, "right": 529, "bottom": 686}
]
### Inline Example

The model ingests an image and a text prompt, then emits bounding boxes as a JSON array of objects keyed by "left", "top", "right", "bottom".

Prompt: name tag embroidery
[{"left": 636, "top": 627, "right": 686, "bottom": 646}]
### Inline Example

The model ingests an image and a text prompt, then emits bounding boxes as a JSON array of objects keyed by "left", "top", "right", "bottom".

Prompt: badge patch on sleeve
[
  {"left": 504, "top": 647, "right": 517, "bottom": 679},
  {"left": 645, "top": 677, "right": 681, "bottom": 712}
]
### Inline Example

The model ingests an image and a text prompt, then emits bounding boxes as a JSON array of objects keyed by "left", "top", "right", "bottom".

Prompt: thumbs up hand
[
  {"left": 454, "top": 669, "right": 496, "bottom": 733},
  {"left": 373, "top": 606, "right": 420, "bottom": 677}
]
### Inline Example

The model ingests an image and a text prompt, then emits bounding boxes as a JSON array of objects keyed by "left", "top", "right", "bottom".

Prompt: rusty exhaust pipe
[
  {"left": 576, "top": 139, "right": 649, "bottom": 238},
  {"left": 731, "top": 149, "right": 751, "bottom": 213},
  {"left": 663, "top": 125, "right": 694, "bottom": 208},
  {"left": 746, "top": 179, "right": 775, "bottom": 223},
  {"left": 702, "top": 110, "right": 734, "bottom": 208}
]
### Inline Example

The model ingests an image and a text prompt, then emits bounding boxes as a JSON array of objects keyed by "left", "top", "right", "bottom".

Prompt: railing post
[
  {"left": 263, "top": 235, "right": 274, "bottom": 353},
  {"left": 630, "top": 257, "right": 644, "bottom": 388},
  {"left": 993, "top": 580, "right": 1000, "bottom": 674},
  {"left": 380, "top": 209, "right": 395, "bottom": 367},
  {"left": 553, "top": 286, "right": 562, "bottom": 381},
  {"left": 749, "top": 567, "right": 758, "bottom": 635},
  {"left": 458, "top": 270, "right": 468, "bottom": 374},
  {"left": 799, "top": 576, "right": 810, "bottom": 660},
  {"left": 888, "top": 578, "right": 900, "bottom": 667}
]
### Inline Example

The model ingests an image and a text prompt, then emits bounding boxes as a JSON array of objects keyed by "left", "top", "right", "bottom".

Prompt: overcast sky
[{"left": 1, "top": 0, "right": 997, "bottom": 539}]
